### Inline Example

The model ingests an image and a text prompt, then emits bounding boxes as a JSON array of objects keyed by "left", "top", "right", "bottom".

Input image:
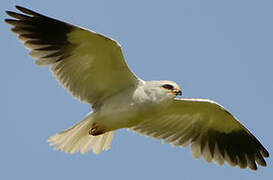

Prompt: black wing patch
[
  {"left": 5, "top": 6, "right": 75, "bottom": 65},
  {"left": 196, "top": 129, "right": 269, "bottom": 170}
]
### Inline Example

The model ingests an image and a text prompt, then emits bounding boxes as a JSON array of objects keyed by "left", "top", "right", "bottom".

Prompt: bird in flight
[{"left": 5, "top": 6, "right": 269, "bottom": 170}]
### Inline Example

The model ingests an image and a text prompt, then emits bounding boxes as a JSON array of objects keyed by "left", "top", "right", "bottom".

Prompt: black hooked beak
[{"left": 174, "top": 89, "right": 182, "bottom": 96}]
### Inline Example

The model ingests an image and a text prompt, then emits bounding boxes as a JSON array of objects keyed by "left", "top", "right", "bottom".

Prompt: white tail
[{"left": 47, "top": 115, "right": 114, "bottom": 154}]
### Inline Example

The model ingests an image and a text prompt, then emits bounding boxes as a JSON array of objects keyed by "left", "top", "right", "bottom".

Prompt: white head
[{"left": 143, "top": 80, "right": 182, "bottom": 101}]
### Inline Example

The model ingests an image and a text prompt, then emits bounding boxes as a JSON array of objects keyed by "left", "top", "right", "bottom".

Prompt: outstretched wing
[
  {"left": 5, "top": 6, "right": 139, "bottom": 107},
  {"left": 130, "top": 98, "right": 269, "bottom": 170}
]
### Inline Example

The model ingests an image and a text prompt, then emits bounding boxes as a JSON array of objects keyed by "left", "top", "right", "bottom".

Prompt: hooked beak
[{"left": 172, "top": 88, "right": 182, "bottom": 96}]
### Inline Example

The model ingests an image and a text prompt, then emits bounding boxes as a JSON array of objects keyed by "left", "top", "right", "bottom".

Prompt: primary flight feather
[{"left": 5, "top": 6, "right": 269, "bottom": 170}]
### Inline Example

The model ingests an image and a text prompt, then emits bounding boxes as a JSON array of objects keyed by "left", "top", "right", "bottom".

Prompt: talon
[
  {"left": 89, "top": 127, "right": 97, "bottom": 135},
  {"left": 89, "top": 123, "right": 104, "bottom": 136}
]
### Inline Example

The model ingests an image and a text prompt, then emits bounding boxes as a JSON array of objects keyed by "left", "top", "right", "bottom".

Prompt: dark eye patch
[{"left": 162, "top": 84, "right": 174, "bottom": 90}]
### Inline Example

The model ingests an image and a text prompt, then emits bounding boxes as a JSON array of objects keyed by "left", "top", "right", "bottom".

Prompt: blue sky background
[{"left": 1, "top": 0, "right": 272, "bottom": 179}]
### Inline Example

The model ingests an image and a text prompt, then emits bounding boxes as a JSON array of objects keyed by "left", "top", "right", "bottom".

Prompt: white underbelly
[{"left": 91, "top": 84, "right": 169, "bottom": 132}]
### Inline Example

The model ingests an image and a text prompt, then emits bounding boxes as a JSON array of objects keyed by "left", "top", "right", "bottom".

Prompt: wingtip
[
  {"left": 262, "top": 149, "right": 270, "bottom": 158},
  {"left": 15, "top": 5, "right": 25, "bottom": 11},
  {"left": 4, "top": 18, "right": 15, "bottom": 25},
  {"left": 5, "top": 10, "right": 18, "bottom": 21},
  {"left": 5, "top": 6, "right": 22, "bottom": 21},
  {"left": 250, "top": 166, "right": 258, "bottom": 171},
  {"left": 5, "top": 10, "right": 12, "bottom": 15},
  {"left": 14, "top": 5, "right": 41, "bottom": 17}
]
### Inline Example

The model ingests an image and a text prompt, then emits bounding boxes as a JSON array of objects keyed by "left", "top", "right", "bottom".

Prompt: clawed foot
[{"left": 89, "top": 123, "right": 104, "bottom": 136}]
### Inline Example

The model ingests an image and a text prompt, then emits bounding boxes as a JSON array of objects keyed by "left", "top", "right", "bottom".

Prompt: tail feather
[{"left": 47, "top": 115, "right": 114, "bottom": 154}]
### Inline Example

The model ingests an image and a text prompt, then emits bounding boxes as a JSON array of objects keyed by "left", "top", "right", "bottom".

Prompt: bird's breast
[
  {"left": 93, "top": 85, "right": 174, "bottom": 132},
  {"left": 93, "top": 88, "right": 145, "bottom": 131}
]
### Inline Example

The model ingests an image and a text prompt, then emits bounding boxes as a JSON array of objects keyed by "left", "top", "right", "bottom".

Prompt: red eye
[{"left": 162, "top": 84, "right": 174, "bottom": 90}]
